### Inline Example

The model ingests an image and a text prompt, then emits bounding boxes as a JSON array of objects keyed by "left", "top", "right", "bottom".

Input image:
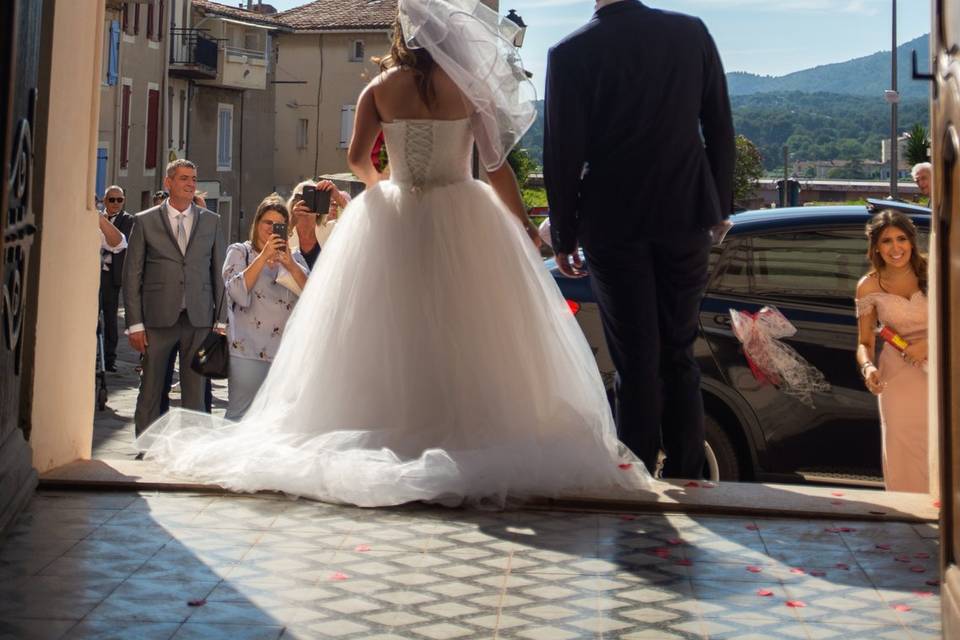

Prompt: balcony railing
[
  {"left": 223, "top": 46, "right": 266, "bottom": 62},
  {"left": 169, "top": 28, "right": 218, "bottom": 79}
]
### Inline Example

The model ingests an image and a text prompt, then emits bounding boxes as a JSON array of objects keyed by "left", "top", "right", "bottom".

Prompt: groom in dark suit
[{"left": 544, "top": 0, "right": 735, "bottom": 479}]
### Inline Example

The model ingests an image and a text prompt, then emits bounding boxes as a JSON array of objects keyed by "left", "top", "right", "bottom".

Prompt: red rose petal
[
  {"left": 756, "top": 588, "right": 774, "bottom": 597},
  {"left": 925, "top": 579, "right": 940, "bottom": 586},
  {"left": 835, "top": 563, "right": 850, "bottom": 570},
  {"left": 894, "top": 604, "right": 912, "bottom": 612},
  {"left": 653, "top": 547, "right": 671, "bottom": 556},
  {"left": 746, "top": 565, "right": 763, "bottom": 573},
  {"left": 667, "top": 538, "right": 683, "bottom": 546},
  {"left": 837, "top": 527, "right": 856, "bottom": 533},
  {"left": 187, "top": 599, "right": 206, "bottom": 607},
  {"left": 895, "top": 555, "right": 912, "bottom": 563},
  {"left": 684, "top": 481, "right": 700, "bottom": 488},
  {"left": 790, "top": 568, "right": 806, "bottom": 575},
  {"left": 910, "top": 566, "right": 926, "bottom": 573},
  {"left": 831, "top": 491, "right": 844, "bottom": 497},
  {"left": 934, "top": 500, "right": 941, "bottom": 509},
  {"left": 745, "top": 524, "right": 759, "bottom": 531},
  {"left": 329, "top": 572, "right": 349, "bottom": 581},
  {"left": 876, "top": 544, "right": 892, "bottom": 550},
  {"left": 677, "top": 559, "right": 693, "bottom": 566},
  {"left": 354, "top": 544, "right": 371, "bottom": 552},
  {"left": 810, "top": 570, "right": 826, "bottom": 577},
  {"left": 914, "top": 552, "right": 930, "bottom": 559},
  {"left": 785, "top": 600, "right": 807, "bottom": 608},
  {"left": 913, "top": 591, "right": 934, "bottom": 598},
  {"left": 618, "top": 463, "right": 632, "bottom": 470}
]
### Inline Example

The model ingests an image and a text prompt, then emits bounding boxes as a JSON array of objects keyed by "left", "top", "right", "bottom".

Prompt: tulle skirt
[{"left": 139, "top": 178, "right": 652, "bottom": 507}]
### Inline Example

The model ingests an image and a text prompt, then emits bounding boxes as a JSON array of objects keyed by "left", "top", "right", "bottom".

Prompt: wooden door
[
  {"left": 0, "top": 0, "right": 42, "bottom": 533},
  {"left": 935, "top": 0, "right": 960, "bottom": 633}
]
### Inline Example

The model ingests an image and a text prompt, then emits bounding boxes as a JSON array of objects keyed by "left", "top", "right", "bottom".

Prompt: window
[
  {"left": 134, "top": 3, "right": 141, "bottom": 36},
  {"left": 95, "top": 147, "right": 108, "bottom": 199},
  {"left": 244, "top": 31, "right": 261, "bottom": 51},
  {"left": 296, "top": 119, "right": 309, "bottom": 150},
  {"left": 121, "top": 5, "right": 129, "bottom": 34},
  {"left": 145, "top": 85, "right": 160, "bottom": 172},
  {"left": 713, "top": 229, "right": 868, "bottom": 303},
  {"left": 120, "top": 80, "right": 132, "bottom": 171},
  {"left": 339, "top": 105, "right": 356, "bottom": 149},
  {"left": 106, "top": 20, "right": 119, "bottom": 86},
  {"left": 217, "top": 104, "right": 233, "bottom": 171},
  {"left": 167, "top": 87, "right": 174, "bottom": 147},
  {"left": 147, "top": 2, "right": 154, "bottom": 40},
  {"left": 350, "top": 40, "right": 365, "bottom": 62},
  {"left": 178, "top": 89, "right": 186, "bottom": 149}
]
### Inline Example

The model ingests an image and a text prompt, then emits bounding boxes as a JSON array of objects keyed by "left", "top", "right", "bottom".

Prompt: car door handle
[{"left": 714, "top": 314, "right": 732, "bottom": 327}]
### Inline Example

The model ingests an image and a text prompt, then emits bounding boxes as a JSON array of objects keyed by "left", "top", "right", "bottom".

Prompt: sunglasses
[{"left": 107, "top": 197, "right": 124, "bottom": 203}]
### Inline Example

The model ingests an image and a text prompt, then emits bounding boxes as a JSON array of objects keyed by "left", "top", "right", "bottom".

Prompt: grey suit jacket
[{"left": 122, "top": 202, "right": 227, "bottom": 329}]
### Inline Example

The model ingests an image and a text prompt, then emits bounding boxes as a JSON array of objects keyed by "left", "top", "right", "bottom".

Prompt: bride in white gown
[{"left": 139, "top": 0, "right": 652, "bottom": 507}]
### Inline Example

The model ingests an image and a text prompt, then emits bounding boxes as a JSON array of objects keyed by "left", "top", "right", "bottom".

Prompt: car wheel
[{"left": 704, "top": 416, "right": 739, "bottom": 481}]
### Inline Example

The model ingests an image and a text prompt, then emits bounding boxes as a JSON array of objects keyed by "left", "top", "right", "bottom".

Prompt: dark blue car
[{"left": 547, "top": 200, "right": 931, "bottom": 484}]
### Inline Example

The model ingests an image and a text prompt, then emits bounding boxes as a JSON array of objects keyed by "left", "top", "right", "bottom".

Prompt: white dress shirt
[{"left": 99, "top": 229, "right": 127, "bottom": 253}]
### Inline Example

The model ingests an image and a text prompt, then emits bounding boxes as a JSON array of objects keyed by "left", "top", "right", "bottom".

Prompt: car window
[{"left": 712, "top": 228, "right": 869, "bottom": 302}]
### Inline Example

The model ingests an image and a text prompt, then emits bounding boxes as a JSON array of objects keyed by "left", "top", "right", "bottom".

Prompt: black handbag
[{"left": 191, "top": 286, "right": 229, "bottom": 379}]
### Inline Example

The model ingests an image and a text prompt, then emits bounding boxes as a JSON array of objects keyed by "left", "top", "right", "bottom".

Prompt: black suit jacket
[
  {"left": 543, "top": 0, "right": 735, "bottom": 253},
  {"left": 103, "top": 210, "right": 135, "bottom": 288}
]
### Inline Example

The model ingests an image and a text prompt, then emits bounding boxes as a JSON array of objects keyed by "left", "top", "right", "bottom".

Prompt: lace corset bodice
[{"left": 382, "top": 119, "right": 474, "bottom": 190}]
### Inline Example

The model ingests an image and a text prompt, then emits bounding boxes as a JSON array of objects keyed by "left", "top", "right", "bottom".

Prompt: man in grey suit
[{"left": 123, "top": 159, "right": 227, "bottom": 436}]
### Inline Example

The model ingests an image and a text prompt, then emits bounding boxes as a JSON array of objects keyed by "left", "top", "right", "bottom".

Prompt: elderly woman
[
  {"left": 287, "top": 179, "right": 351, "bottom": 269},
  {"left": 223, "top": 194, "right": 309, "bottom": 419}
]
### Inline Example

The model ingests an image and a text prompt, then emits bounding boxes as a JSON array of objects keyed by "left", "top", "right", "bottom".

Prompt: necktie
[{"left": 176, "top": 213, "right": 187, "bottom": 254}]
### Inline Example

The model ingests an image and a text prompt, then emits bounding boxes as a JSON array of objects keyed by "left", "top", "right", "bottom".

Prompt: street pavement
[{"left": 93, "top": 308, "right": 228, "bottom": 460}]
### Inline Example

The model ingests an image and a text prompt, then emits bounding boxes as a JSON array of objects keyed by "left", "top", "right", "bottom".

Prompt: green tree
[
  {"left": 508, "top": 147, "right": 535, "bottom": 187},
  {"left": 905, "top": 123, "right": 930, "bottom": 166},
  {"left": 733, "top": 135, "right": 764, "bottom": 206}
]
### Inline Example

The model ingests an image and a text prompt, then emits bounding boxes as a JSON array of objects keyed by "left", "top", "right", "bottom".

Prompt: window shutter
[
  {"left": 107, "top": 21, "right": 120, "bottom": 86},
  {"left": 95, "top": 148, "right": 108, "bottom": 198},
  {"left": 121, "top": 5, "right": 128, "bottom": 33},
  {"left": 145, "top": 88, "right": 160, "bottom": 170},
  {"left": 134, "top": 4, "right": 140, "bottom": 36},
  {"left": 158, "top": 0, "right": 165, "bottom": 42},
  {"left": 120, "top": 84, "right": 132, "bottom": 169},
  {"left": 340, "top": 105, "right": 356, "bottom": 148},
  {"left": 218, "top": 107, "right": 233, "bottom": 169}
]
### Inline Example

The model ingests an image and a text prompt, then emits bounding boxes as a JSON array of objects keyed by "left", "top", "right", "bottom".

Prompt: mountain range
[
  {"left": 518, "top": 34, "right": 932, "bottom": 172},
  {"left": 727, "top": 33, "right": 930, "bottom": 98}
]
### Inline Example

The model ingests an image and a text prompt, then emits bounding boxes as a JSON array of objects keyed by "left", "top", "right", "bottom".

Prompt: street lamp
[
  {"left": 888, "top": 0, "right": 899, "bottom": 198},
  {"left": 505, "top": 9, "right": 527, "bottom": 49}
]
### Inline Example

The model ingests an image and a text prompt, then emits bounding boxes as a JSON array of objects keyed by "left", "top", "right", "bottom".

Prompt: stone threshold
[{"left": 39, "top": 458, "right": 939, "bottom": 523}]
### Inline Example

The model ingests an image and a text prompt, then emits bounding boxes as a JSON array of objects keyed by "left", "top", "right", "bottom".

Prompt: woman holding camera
[
  {"left": 855, "top": 209, "right": 929, "bottom": 493},
  {"left": 223, "top": 195, "right": 309, "bottom": 420},
  {"left": 287, "top": 179, "right": 351, "bottom": 270}
]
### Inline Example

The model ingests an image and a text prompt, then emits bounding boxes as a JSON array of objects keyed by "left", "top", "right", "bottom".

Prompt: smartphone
[
  {"left": 301, "top": 185, "right": 318, "bottom": 212},
  {"left": 272, "top": 222, "right": 288, "bottom": 240},
  {"left": 300, "top": 185, "right": 332, "bottom": 214}
]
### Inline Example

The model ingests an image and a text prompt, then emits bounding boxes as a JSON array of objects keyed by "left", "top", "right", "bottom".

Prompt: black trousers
[
  {"left": 585, "top": 231, "right": 712, "bottom": 479},
  {"left": 99, "top": 270, "right": 121, "bottom": 368}
]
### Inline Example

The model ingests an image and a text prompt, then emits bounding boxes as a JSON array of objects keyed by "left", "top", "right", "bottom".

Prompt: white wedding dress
[{"left": 141, "top": 118, "right": 652, "bottom": 506}]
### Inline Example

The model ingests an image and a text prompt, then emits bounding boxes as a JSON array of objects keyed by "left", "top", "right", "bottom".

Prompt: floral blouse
[{"left": 223, "top": 241, "right": 309, "bottom": 362}]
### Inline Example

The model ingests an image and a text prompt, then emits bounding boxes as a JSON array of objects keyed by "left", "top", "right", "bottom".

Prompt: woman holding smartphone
[{"left": 222, "top": 194, "right": 309, "bottom": 420}]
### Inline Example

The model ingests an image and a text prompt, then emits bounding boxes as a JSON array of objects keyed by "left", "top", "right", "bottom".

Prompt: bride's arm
[
  {"left": 487, "top": 162, "right": 541, "bottom": 248},
  {"left": 347, "top": 83, "right": 383, "bottom": 188}
]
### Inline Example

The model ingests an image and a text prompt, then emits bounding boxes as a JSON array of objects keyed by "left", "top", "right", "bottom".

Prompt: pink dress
[{"left": 855, "top": 291, "right": 929, "bottom": 493}]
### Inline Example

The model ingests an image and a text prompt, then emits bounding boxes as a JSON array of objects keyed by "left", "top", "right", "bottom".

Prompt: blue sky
[{"left": 265, "top": 0, "right": 930, "bottom": 98}]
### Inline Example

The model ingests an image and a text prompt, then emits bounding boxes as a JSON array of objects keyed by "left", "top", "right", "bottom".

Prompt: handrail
[{"left": 169, "top": 28, "right": 218, "bottom": 74}]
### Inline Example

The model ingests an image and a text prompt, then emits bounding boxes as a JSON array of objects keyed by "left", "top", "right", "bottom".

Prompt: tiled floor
[{"left": 0, "top": 491, "right": 940, "bottom": 639}]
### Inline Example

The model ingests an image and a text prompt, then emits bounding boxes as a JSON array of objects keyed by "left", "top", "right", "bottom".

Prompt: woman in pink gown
[{"left": 855, "top": 210, "right": 929, "bottom": 493}]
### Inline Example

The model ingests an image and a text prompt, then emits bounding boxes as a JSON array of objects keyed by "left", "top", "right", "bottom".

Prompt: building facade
[{"left": 98, "top": 0, "right": 170, "bottom": 211}]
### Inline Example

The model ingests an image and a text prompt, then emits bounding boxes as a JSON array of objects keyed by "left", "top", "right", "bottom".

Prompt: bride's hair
[
  {"left": 865, "top": 209, "right": 928, "bottom": 293},
  {"left": 376, "top": 15, "right": 436, "bottom": 107}
]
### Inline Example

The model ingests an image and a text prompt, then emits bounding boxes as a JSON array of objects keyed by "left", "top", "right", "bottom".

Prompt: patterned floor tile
[
  {"left": 61, "top": 620, "right": 181, "bottom": 640},
  {"left": 171, "top": 623, "right": 284, "bottom": 640}
]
